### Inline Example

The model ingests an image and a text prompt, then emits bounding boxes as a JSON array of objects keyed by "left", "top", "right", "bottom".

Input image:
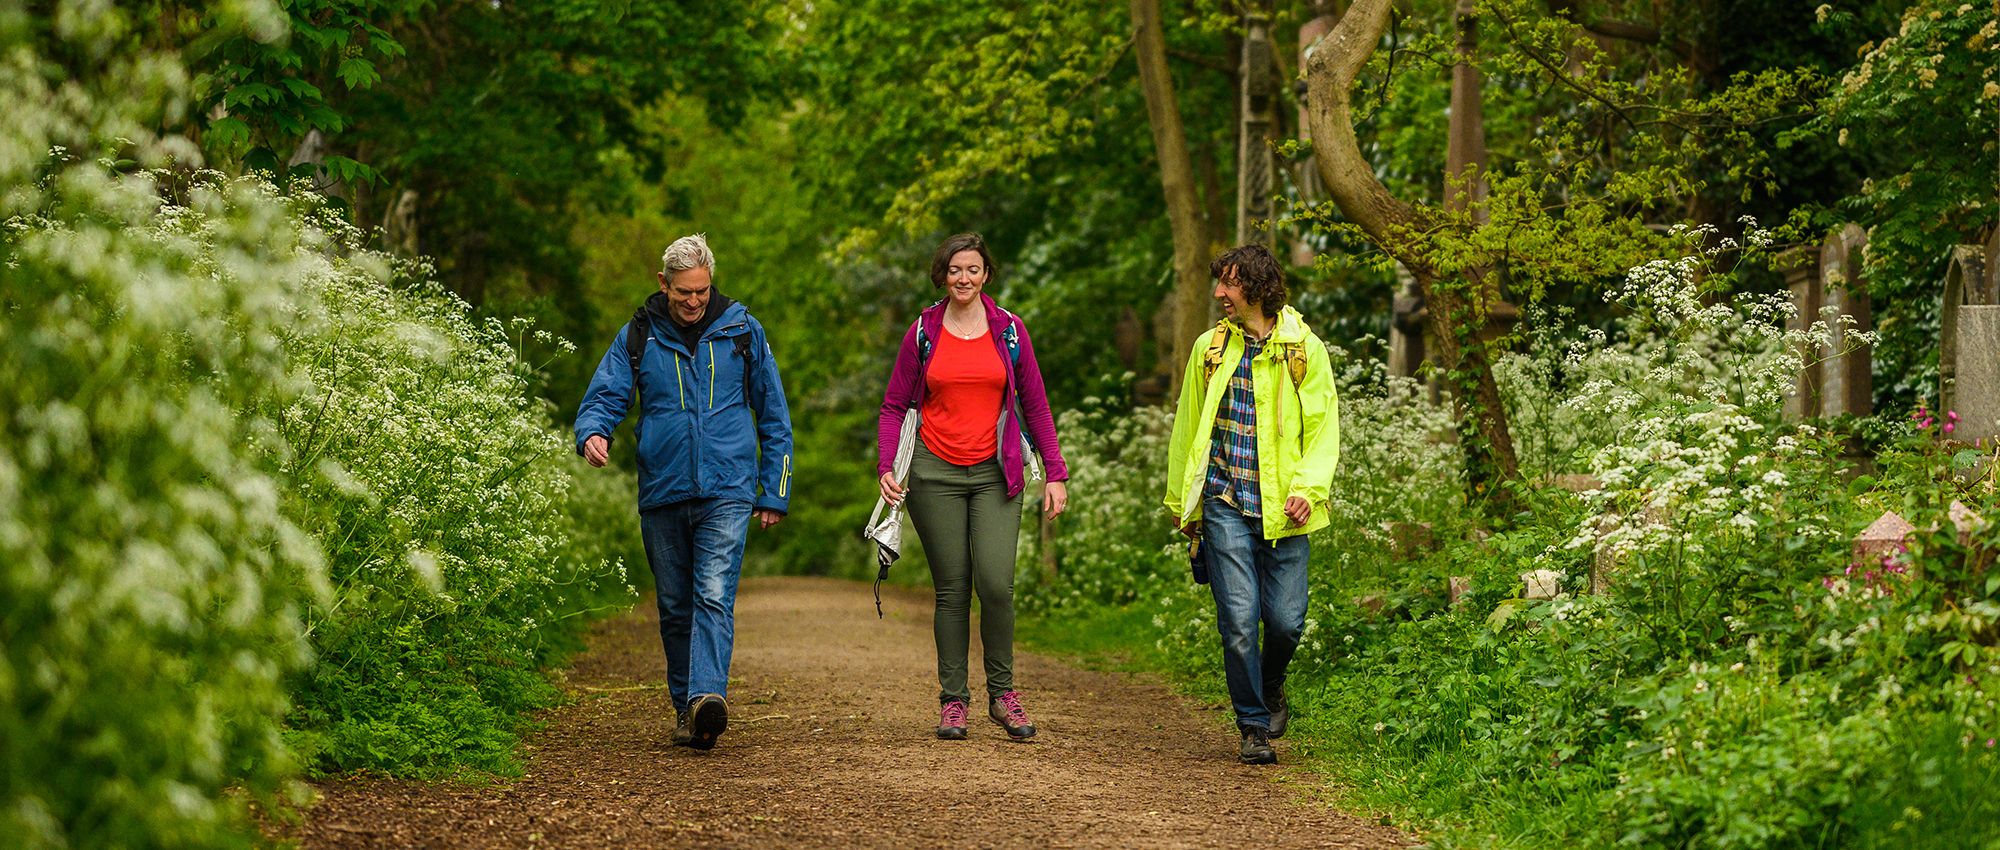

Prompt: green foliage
[
  {"left": 262, "top": 198, "right": 635, "bottom": 775},
  {"left": 794, "top": 0, "right": 1134, "bottom": 254},
  {"left": 1, "top": 7, "right": 318, "bottom": 846},
  {"left": 1820, "top": 0, "right": 2000, "bottom": 407},
  {"left": 2, "top": 166, "right": 321, "bottom": 850},
  {"left": 1031, "top": 231, "right": 2000, "bottom": 848},
  {"left": 182, "top": 0, "right": 785, "bottom": 341},
  {"left": 3, "top": 4, "right": 641, "bottom": 841}
]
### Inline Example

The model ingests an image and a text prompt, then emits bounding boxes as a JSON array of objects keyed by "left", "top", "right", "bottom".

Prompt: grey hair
[{"left": 661, "top": 234, "right": 715, "bottom": 279}]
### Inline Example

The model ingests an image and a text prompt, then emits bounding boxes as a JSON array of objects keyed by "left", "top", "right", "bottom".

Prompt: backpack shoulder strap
[
  {"left": 1281, "top": 341, "right": 1308, "bottom": 386},
  {"left": 1200, "top": 319, "right": 1231, "bottom": 384},
  {"left": 999, "top": 309, "right": 1022, "bottom": 366},
  {"left": 625, "top": 306, "right": 650, "bottom": 402},
  {"left": 735, "top": 332, "right": 756, "bottom": 399}
]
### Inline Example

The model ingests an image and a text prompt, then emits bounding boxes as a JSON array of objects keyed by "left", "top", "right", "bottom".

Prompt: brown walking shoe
[{"left": 989, "top": 690, "right": 1036, "bottom": 740}]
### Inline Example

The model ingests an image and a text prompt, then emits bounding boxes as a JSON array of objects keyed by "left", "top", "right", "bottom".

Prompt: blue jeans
[
  {"left": 640, "top": 498, "right": 752, "bottom": 711},
  {"left": 1202, "top": 497, "right": 1308, "bottom": 731}
]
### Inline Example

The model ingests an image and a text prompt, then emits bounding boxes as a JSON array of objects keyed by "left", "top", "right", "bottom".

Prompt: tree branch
[{"left": 1302, "top": 0, "right": 1424, "bottom": 260}]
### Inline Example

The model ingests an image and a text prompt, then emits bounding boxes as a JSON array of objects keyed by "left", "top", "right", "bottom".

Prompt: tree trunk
[
  {"left": 1132, "top": 0, "right": 1215, "bottom": 387},
  {"left": 1445, "top": 0, "right": 1489, "bottom": 221},
  {"left": 1302, "top": 0, "right": 1521, "bottom": 501}
]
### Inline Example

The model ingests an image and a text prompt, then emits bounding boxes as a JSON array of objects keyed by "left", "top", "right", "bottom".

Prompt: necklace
[{"left": 944, "top": 313, "right": 984, "bottom": 340}]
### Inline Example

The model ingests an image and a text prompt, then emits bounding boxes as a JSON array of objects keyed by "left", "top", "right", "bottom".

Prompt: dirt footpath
[{"left": 300, "top": 576, "right": 1413, "bottom": 849}]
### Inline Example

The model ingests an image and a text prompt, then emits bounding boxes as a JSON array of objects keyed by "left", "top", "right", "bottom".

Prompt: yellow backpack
[
  {"left": 1201, "top": 318, "right": 1312, "bottom": 441},
  {"left": 1201, "top": 318, "right": 1308, "bottom": 388}
]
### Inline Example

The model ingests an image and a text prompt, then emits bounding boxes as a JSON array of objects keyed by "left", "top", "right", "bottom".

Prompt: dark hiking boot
[
  {"left": 1266, "top": 684, "right": 1290, "bottom": 740},
  {"left": 672, "top": 707, "right": 693, "bottom": 747},
  {"left": 937, "top": 699, "right": 969, "bottom": 740},
  {"left": 989, "top": 690, "right": 1036, "bottom": 740},
  {"left": 687, "top": 694, "right": 728, "bottom": 751},
  {"left": 1239, "top": 726, "right": 1276, "bottom": 765}
]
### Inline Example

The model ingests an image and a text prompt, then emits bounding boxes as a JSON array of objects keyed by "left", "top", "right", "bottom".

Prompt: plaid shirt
[{"left": 1204, "top": 336, "right": 1262, "bottom": 517}]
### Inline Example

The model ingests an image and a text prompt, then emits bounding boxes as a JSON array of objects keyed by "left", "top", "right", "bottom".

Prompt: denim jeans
[
  {"left": 1202, "top": 497, "right": 1309, "bottom": 731},
  {"left": 640, "top": 497, "right": 752, "bottom": 711}
]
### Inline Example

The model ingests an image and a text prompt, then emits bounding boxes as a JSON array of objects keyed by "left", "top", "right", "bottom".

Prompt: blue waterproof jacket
[{"left": 575, "top": 301, "right": 793, "bottom": 514}]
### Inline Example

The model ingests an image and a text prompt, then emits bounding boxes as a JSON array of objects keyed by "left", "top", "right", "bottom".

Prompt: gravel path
[{"left": 298, "top": 576, "right": 1414, "bottom": 849}]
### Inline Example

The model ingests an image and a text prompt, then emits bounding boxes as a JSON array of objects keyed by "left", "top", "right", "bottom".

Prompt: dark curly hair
[
  {"left": 1210, "top": 244, "right": 1286, "bottom": 312},
  {"left": 929, "top": 233, "right": 997, "bottom": 289}
]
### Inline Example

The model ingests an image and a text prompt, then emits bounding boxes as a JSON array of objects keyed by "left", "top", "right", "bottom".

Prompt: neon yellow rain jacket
[{"left": 1163, "top": 305, "right": 1340, "bottom": 540}]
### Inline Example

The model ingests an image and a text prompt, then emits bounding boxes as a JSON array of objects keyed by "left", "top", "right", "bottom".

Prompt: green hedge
[
  {"left": 1024, "top": 230, "right": 2000, "bottom": 848},
  {"left": 2, "top": 11, "right": 640, "bottom": 842}
]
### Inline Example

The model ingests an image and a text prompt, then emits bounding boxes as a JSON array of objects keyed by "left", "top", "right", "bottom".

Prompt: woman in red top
[{"left": 878, "top": 233, "right": 1069, "bottom": 741}]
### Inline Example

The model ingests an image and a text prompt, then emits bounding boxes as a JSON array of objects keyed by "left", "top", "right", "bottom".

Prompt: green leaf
[
  {"left": 1487, "top": 598, "right": 1527, "bottom": 630},
  {"left": 281, "top": 77, "right": 324, "bottom": 101},
  {"left": 206, "top": 117, "right": 251, "bottom": 151},
  {"left": 1953, "top": 449, "right": 1984, "bottom": 471},
  {"left": 337, "top": 57, "right": 381, "bottom": 90},
  {"left": 221, "top": 82, "right": 281, "bottom": 109}
]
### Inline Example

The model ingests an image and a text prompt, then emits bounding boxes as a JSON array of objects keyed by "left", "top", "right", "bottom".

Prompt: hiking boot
[
  {"left": 1266, "top": 684, "right": 1290, "bottom": 740},
  {"left": 936, "top": 699, "right": 969, "bottom": 740},
  {"left": 989, "top": 690, "right": 1036, "bottom": 740},
  {"left": 672, "top": 707, "right": 693, "bottom": 747},
  {"left": 687, "top": 693, "right": 728, "bottom": 751},
  {"left": 1239, "top": 726, "right": 1276, "bottom": 765}
]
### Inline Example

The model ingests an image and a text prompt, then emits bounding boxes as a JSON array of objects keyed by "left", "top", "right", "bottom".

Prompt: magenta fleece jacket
[{"left": 877, "top": 293, "right": 1068, "bottom": 499}]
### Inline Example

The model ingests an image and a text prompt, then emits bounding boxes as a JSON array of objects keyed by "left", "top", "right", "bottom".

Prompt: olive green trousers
[{"left": 906, "top": 439, "right": 1023, "bottom": 704}]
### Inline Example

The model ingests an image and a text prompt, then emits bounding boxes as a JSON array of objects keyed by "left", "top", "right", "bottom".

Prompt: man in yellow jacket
[{"left": 1164, "top": 244, "right": 1340, "bottom": 765}]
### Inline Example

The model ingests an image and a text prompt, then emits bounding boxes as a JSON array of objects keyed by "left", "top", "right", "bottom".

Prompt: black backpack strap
[
  {"left": 734, "top": 332, "right": 756, "bottom": 403},
  {"left": 625, "top": 306, "right": 650, "bottom": 405}
]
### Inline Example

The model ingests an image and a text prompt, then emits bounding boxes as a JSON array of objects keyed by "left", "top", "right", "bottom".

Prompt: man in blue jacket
[{"left": 576, "top": 234, "right": 793, "bottom": 752}]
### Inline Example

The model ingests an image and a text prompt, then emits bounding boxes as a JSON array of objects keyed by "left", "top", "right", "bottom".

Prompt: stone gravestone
[
  {"left": 1521, "top": 569, "right": 1563, "bottom": 600},
  {"left": 1852, "top": 510, "right": 1916, "bottom": 570},
  {"left": 1381, "top": 521, "right": 1436, "bottom": 561},
  {"left": 1949, "top": 501, "right": 1986, "bottom": 545},
  {"left": 1941, "top": 244, "right": 2000, "bottom": 443},
  {"left": 1818, "top": 225, "right": 1872, "bottom": 419},
  {"left": 1448, "top": 575, "right": 1471, "bottom": 607},
  {"left": 1388, "top": 265, "right": 1425, "bottom": 379},
  {"left": 1780, "top": 246, "right": 1823, "bottom": 421}
]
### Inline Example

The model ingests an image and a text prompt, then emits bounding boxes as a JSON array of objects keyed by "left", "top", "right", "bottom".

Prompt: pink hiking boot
[
  {"left": 937, "top": 699, "right": 969, "bottom": 740},
  {"left": 989, "top": 690, "right": 1036, "bottom": 740}
]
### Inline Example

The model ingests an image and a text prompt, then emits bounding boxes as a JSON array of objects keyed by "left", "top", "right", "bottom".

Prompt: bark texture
[
  {"left": 1302, "top": 0, "right": 1521, "bottom": 497},
  {"left": 1133, "top": 0, "right": 1217, "bottom": 386}
]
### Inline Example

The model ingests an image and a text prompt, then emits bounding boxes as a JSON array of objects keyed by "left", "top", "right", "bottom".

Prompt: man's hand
[
  {"left": 1170, "top": 513, "right": 1199, "bottom": 539},
  {"left": 1042, "top": 481, "right": 1069, "bottom": 520},
  {"left": 583, "top": 435, "right": 610, "bottom": 468},
  {"left": 1283, "top": 496, "right": 1311, "bottom": 527},
  {"left": 755, "top": 508, "right": 784, "bottom": 530}
]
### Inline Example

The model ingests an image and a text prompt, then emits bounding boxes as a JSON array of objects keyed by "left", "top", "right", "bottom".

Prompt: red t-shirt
[{"left": 919, "top": 328, "right": 1006, "bottom": 465}]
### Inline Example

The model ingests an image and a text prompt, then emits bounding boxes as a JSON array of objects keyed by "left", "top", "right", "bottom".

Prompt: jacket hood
[
  {"left": 644, "top": 290, "right": 744, "bottom": 340},
  {"left": 1219, "top": 304, "right": 1308, "bottom": 346}
]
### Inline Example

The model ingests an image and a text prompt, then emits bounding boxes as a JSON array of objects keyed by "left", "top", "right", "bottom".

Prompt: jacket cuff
[{"left": 754, "top": 496, "right": 789, "bottom": 514}]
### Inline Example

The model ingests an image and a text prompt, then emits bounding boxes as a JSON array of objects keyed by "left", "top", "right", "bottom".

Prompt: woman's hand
[
  {"left": 879, "top": 471, "right": 907, "bottom": 506},
  {"left": 1042, "top": 480, "right": 1069, "bottom": 520}
]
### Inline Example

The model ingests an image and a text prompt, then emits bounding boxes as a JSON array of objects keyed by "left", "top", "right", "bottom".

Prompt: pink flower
[
  {"left": 1945, "top": 422, "right": 1957, "bottom": 435},
  {"left": 1949, "top": 410, "right": 1960, "bottom": 422}
]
